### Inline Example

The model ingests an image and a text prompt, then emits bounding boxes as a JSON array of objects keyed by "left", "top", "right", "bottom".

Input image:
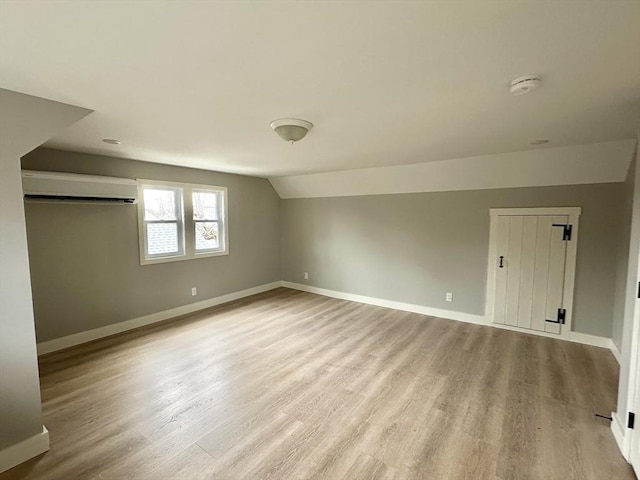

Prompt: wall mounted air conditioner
[{"left": 22, "top": 170, "right": 138, "bottom": 204}]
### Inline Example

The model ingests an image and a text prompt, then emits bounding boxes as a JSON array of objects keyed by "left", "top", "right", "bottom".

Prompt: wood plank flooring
[{"left": 1, "top": 287, "right": 633, "bottom": 479}]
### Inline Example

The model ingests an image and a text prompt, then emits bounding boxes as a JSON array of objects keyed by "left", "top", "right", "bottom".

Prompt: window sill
[{"left": 140, "top": 250, "right": 229, "bottom": 266}]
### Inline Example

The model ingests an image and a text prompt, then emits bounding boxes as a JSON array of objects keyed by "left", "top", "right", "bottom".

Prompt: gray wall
[
  {"left": 19, "top": 148, "right": 632, "bottom": 343},
  {"left": 613, "top": 153, "right": 637, "bottom": 349},
  {"left": 281, "top": 183, "right": 625, "bottom": 338},
  {"left": 0, "top": 91, "right": 90, "bottom": 455},
  {"left": 22, "top": 148, "right": 281, "bottom": 343}
]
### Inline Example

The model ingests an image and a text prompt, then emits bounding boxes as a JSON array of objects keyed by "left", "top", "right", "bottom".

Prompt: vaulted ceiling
[{"left": 1, "top": 1, "right": 639, "bottom": 177}]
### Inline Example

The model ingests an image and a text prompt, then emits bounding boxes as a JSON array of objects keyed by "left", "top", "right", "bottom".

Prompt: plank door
[
  {"left": 630, "top": 243, "right": 640, "bottom": 475},
  {"left": 491, "top": 215, "right": 570, "bottom": 334}
]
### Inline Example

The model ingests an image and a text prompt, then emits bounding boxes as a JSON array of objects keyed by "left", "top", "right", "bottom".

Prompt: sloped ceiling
[
  {"left": 0, "top": 1, "right": 638, "bottom": 186},
  {"left": 270, "top": 140, "right": 636, "bottom": 198}
]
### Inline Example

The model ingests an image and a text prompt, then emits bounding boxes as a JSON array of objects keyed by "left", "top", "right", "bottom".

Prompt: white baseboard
[
  {"left": 0, "top": 426, "right": 49, "bottom": 474},
  {"left": 37, "top": 282, "right": 282, "bottom": 355},
  {"left": 490, "top": 323, "right": 612, "bottom": 348},
  {"left": 281, "top": 282, "right": 486, "bottom": 325},
  {"left": 566, "top": 331, "right": 615, "bottom": 349},
  {"left": 609, "top": 340, "right": 622, "bottom": 365},
  {"left": 282, "top": 282, "right": 613, "bottom": 350},
  {"left": 37, "top": 279, "right": 616, "bottom": 357},
  {"left": 611, "top": 411, "right": 629, "bottom": 461}
]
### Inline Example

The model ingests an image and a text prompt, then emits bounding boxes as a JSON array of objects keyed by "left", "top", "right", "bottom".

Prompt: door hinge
[
  {"left": 545, "top": 308, "right": 566, "bottom": 325},
  {"left": 552, "top": 223, "right": 572, "bottom": 241},
  {"left": 628, "top": 412, "right": 635, "bottom": 429}
]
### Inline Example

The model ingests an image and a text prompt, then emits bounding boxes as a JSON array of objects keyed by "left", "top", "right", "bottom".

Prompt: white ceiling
[{"left": 1, "top": 1, "right": 639, "bottom": 177}]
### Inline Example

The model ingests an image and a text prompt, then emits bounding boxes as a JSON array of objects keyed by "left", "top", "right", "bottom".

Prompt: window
[
  {"left": 138, "top": 180, "right": 227, "bottom": 265},
  {"left": 142, "top": 186, "right": 184, "bottom": 258},
  {"left": 193, "top": 190, "right": 221, "bottom": 253}
]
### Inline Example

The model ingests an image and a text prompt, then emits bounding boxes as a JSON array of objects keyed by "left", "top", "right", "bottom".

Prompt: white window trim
[{"left": 137, "top": 179, "right": 229, "bottom": 265}]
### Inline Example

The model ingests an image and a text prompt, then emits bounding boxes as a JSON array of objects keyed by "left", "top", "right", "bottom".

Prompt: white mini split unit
[{"left": 21, "top": 170, "right": 138, "bottom": 205}]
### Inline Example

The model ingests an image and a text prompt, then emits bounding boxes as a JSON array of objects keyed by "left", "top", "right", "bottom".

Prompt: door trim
[
  {"left": 489, "top": 207, "right": 582, "bottom": 217},
  {"left": 625, "top": 253, "right": 640, "bottom": 469},
  {"left": 485, "top": 207, "right": 582, "bottom": 341}
]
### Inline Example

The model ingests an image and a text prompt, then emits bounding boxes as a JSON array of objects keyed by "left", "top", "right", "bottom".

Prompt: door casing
[
  {"left": 626, "top": 245, "right": 640, "bottom": 472},
  {"left": 485, "top": 207, "right": 581, "bottom": 341}
]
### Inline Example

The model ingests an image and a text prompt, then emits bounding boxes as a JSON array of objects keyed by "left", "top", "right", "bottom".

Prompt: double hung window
[{"left": 138, "top": 180, "right": 227, "bottom": 265}]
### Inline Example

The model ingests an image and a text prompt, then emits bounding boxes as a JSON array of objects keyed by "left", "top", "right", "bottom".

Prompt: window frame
[
  {"left": 140, "top": 184, "right": 185, "bottom": 261},
  {"left": 137, "top": 179, "right": 229, "bottom": 265},
  {"left": 191, "top": 188, "right": 226, "bottom": 256}
]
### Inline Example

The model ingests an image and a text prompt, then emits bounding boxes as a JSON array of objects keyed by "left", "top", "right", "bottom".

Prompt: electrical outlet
[
  {"left": 191, "top": 287, "right": 197, "bottom": 296},
  {"left": 445, "top": 292, "right": 453, "bottom": 302},
  {"left": 304, "top": 272, "right": 309, "bottom": 280}
]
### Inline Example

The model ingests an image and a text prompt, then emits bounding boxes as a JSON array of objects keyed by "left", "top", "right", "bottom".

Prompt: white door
[
  {"left": 631, "top": 336, "right": 640, "bottom": 475},
  {"left": 630, "top": 252, "right": 640, "bottom": 475},
  {"left": 488, "top": 211, "right": 578, "bottom": 335}
]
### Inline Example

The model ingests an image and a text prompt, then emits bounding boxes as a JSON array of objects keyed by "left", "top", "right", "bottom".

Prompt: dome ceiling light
[{"left": 270, "top": 118, "right": 313, "bottom": 144}]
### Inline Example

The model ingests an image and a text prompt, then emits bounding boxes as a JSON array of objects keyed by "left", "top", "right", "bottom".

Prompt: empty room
[{"left": 1, "top": 1, "right": 640, "bottom": 479}]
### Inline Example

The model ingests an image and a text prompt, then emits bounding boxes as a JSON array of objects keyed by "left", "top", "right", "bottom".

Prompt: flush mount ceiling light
[
  {"left": 270, "top": 118, "right": 313, "bottom": 144},
  {"left": 102, "top": 138, "right": 121, "bottom": 145},
  {"left": 510, "top": 75, "right": 541, "bottom": 96}
]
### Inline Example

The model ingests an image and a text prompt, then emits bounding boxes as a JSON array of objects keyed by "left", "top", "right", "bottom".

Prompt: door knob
[{"left": 499, "top": 256, "right": 504, "bottom": 268}]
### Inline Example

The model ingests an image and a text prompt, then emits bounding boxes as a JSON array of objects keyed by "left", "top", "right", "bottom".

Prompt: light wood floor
[{"left": 1, "top": 288, "right": 633, "bottom": 480}]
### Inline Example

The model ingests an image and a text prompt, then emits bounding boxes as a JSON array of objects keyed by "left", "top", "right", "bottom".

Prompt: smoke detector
[{"left": 510, "top": 75, "right": 541, "bottom": 96}]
